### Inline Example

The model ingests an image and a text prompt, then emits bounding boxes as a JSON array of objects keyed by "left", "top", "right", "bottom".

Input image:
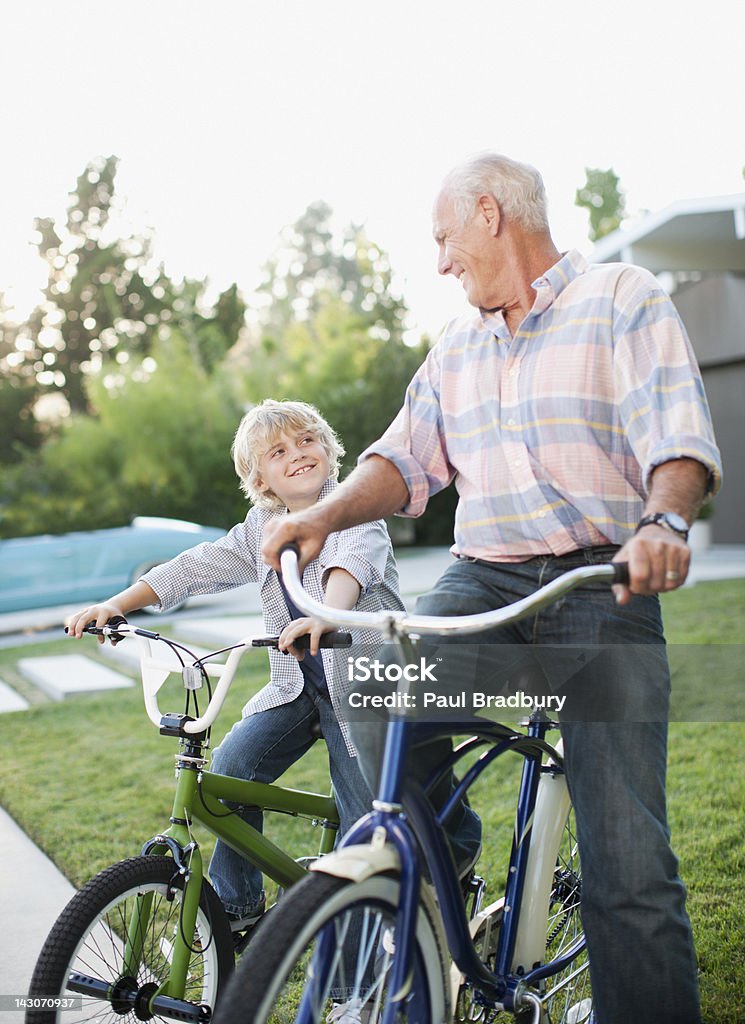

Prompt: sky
[{"left": 2, "top": 0, "right": 744, "bottom": 340}]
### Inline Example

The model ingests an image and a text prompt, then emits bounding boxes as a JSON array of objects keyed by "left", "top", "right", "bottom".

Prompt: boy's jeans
[
  {"left": 349, "top": 546, "right": 701, "bottom": 1024},
  {"left": 209, "top": 682, "right": 372, "bottom": 917}
]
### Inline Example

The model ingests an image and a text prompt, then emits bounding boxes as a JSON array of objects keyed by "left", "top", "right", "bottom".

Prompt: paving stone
[
  {"left": 172, "top": 615, "right": 266, "bottom": 648},
  {"left": 0, "top": 679, "right": 30, "bottom": 713},
  {"left": 17, "top": 654, "right": 134, "bottom": 701}
]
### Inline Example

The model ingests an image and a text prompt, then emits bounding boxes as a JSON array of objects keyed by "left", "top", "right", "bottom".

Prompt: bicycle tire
[
  {"left": 215, "top": 869, "right": 449, "bottom": 1023},
  {"left": 26, "top": 855, "right": 234, "bottom": 1024},
  {"left": 538, "top": 806, "right": 592, "bottom": 1024}
]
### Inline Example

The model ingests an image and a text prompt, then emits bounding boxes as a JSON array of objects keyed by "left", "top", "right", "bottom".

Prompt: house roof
[{"left": 591, "top": 193, "right": 745, "bottom": 272}]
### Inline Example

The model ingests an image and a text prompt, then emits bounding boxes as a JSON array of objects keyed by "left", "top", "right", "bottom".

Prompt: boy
[{"left": 67, "top": 399, "right": 404, "bottom": 934}]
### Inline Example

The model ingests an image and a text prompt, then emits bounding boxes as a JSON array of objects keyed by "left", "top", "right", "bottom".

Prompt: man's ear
[{"left": 477, "top": 194, "right": 501, "bottom": 236}]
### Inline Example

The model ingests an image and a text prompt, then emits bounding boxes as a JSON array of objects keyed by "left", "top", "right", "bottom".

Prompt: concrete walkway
[
  {"left": 1, "top": 543, "right": 743, "bottom": 1009},
  {"left": 0, "top": 808, "right": 75, "bottom": 1018}
]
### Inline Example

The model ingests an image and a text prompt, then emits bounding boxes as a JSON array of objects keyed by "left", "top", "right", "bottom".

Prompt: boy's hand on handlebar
[
  {"left": 612, "top": 527, "right": 690, "bottom": 605},
  {"left": 278, "top": 617, "right": 335, "bottom": 659},
  {"left": 66, "top": 602, "right": 127, "bottom": 644}
]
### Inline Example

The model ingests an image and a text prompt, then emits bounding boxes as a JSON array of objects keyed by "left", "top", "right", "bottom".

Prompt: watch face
[{"left": 663, "top": 513, "right": 689, "bottom": 534}]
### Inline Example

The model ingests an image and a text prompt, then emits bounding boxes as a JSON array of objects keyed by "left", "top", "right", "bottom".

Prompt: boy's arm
[
  {"left": 66, "top": 580, "right": 160, "bottom": 644},
  {"left": 278, "top": 567, "right": 361, "bottom": 658}
]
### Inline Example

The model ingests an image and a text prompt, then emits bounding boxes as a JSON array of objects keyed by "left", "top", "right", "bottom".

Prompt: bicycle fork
[{"left": 140, "top": 748, "right": 209, "bottom": 1001}]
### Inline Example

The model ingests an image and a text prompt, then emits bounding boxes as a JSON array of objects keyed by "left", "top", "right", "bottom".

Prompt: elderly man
[{"left": 263, "top": 152, "right": 721, "bottom": 1024}]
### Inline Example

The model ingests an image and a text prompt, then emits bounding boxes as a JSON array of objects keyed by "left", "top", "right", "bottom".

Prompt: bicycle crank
[{"left": 67, "top": 971, "right": 212, "bottom": 1022}]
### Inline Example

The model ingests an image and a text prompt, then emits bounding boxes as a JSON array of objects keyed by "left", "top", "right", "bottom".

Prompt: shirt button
[
  {"left": 507, "top": 417, "right": 516, "bottom": 426},
  {"left": 537, "top": 509, "right": 547, "bottom": 519}
]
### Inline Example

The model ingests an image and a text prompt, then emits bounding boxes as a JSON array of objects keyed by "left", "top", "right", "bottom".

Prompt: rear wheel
[
  {"left": 537, "top": 808, "right": 592, "bottom": 1023},
  {"left": 216, "top": 869, "right": 449, "bottom": 1023},
  {"left": 455, "top": 809, "right": 592, "bottom": 1024},
  {"left": 26, "top": 856, "right": 234, "bottom": 1024}
]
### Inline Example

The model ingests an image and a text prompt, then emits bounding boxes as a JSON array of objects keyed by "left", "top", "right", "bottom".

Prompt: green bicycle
[{"left": 26, "top": 618, "right": 351, "bottom": 1024}]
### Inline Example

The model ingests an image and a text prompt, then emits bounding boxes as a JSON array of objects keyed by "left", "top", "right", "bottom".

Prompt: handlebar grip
[
  {"left": 611, "top": 562, "right": 630, "bottom": 585},
  {"left": 64, "top": 615, "right": 129, "bottom": 642},
  {"left": 254, "top": 632, "right": 353, "bottom": 650},
  {"left": 302, "top": 631, "right": 353, "bottom": 649},
  {"left": 279, "top": 542, "right": 301, "bottom": 560},
  {"left": 63, "top": 619, "right": 101, "bottom": 636}
]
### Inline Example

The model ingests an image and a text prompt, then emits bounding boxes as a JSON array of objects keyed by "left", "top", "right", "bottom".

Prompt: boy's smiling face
[{"left": 256, "top": 429, "right": 331, "bottom": 512}]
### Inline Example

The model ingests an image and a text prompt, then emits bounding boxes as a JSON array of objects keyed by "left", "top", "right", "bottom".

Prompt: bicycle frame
[
  {"left": 278, "top": 548, "right": 628, "bottom": 1022},
  {"left": 325, "top": 717, "right": 571, "bottom": 1019},
  {"left": 67, "top": 623, "right": 342, "bottom": 1019}
]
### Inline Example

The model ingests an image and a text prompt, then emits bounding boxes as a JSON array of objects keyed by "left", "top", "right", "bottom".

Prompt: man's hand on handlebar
[
  {"left": 66, "top": 603, "right": 128, "bottom": 644},
  {"left": 612, "top": 526, "right": 690, "bottom": 605},
  {"left": 262, "top": 514, "right": 329, "bottom": 573}
]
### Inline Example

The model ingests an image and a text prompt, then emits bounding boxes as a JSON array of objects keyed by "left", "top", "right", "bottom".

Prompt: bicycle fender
[{"left": 309, "top": 843, "right": 400, "bottom": 882}]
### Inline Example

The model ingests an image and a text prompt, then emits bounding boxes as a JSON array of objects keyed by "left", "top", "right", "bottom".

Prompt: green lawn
[{"left": 1, "top": 577, "right": 743, "bottom": 1023}]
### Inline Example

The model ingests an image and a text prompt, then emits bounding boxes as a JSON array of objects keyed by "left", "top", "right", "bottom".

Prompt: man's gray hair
[{"left": 441, "top": 153, "right": 549, "bottom": 232}]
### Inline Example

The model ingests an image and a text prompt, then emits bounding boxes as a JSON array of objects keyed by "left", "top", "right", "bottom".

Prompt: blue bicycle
[{"left": 215, "top": 548, "right": 629, "bottom": 1024}]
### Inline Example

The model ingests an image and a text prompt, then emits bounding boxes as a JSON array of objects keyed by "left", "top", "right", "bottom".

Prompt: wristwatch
[{"left": 635, "top": 512, "right": 690, "bottom": 542}]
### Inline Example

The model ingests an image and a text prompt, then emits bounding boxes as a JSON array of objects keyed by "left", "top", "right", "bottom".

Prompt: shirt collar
[
  {"left": 529, "top": 249, "right": 588, "bottom": 312},
  {"left": 478, "top": 249, "right": 588, "bottom": 332},
  {"left": 263, "top": 476, "right": 337, "bottom": 520}
]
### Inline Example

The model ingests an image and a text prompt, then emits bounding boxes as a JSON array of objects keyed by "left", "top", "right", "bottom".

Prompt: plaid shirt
[
  {"left": 142, "top": 480, "right": 404, "bottom": 753},
  {"left": 362, "top": 250, "right": 722, "bottom": 562}
]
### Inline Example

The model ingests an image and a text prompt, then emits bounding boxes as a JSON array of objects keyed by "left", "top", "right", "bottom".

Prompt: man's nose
[{"left": 437, "top": 245, "right": 452, "bottom": 276}]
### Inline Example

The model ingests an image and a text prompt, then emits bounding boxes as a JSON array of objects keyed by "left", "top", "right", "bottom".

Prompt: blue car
[{"left": 0, "top": 517, "right": 226, "bottom": 613}]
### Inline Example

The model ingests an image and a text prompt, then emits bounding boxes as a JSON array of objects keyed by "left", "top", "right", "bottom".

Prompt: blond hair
[{"left": 232, "top": 399, "right": 345, "bottom": 509}]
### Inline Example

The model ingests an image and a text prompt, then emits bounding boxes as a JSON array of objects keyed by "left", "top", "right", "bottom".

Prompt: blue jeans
[
  {"left": 209, "top": 683, "right": 372, "bottom": 916},
  {"left": 350, "top": 546, "right": 701, "bottom": 1024}
]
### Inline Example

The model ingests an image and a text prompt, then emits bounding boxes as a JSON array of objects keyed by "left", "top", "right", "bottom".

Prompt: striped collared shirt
[{"left": 362, "top": 250, "right": 722, "bottom": 562}]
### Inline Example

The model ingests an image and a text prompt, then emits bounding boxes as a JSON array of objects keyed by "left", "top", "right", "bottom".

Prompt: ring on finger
[{"left": 665, "top": 570, "right": 680, "bottom": 581}]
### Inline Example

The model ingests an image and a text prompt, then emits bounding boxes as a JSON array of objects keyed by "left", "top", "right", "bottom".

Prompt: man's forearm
[
  {"left": 643, "top": 458, "right": 709, "bottom": 524},
  {"left": 309, "top": 456, "right": 410, "bottom": 533},
  {"left": 262, "top": 456, "right": 410, "bottom": 573},
  {"left": 613, "top": 457, "right": 709, "bottom": 605}
]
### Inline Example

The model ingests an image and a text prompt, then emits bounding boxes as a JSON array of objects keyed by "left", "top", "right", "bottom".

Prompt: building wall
[{"left": 672, "top": 274, "right": 745, "bottom": 543}]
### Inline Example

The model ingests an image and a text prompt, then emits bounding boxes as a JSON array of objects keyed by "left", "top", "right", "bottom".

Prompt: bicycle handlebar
[
  {"left": 69, "top": 618, "right": 351, "bottom": 735},
  {"left": 279, "top": 544, "right": 630, "bottom": 638}
]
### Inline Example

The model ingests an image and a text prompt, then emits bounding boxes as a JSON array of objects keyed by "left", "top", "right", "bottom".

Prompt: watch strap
[{"left": 635, "top": 512, "right": 689, "bottom": 541}]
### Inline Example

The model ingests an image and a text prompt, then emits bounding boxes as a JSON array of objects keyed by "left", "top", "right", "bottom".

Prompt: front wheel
[
  {"left": 26, "top": 856, "right": 234, "bottom": 1024},
  {"left": 215, "top": 869, "right": 449, "bottom": 1023}
]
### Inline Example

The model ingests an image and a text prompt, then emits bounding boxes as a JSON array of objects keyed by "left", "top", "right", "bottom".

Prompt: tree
[
  {"left": 171, "top": 279, "right": 247, "bottom": 374},
  {"left": 0, "top": 332, "right": 246, "bottom": 539},
  {"left": 256, "top": 201, "right": 409, "bottom": 347},
  {"left": 13, "top": 156, "right": 175, "bottom": 414},
  {"left": 15, "top": 156, "right": 247, "bottom": 415},
  {"left": 575, "top": 168, "right": 626, "bottom": 241},
  {"left": 0, "top": 296, "right": 46, "bottom": 462},
  {"left": 242, "top": 297, "right": 425, "bottom": 476}
]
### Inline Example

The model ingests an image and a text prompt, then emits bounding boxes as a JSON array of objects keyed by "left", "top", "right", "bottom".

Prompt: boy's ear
[{"left": 255, "top": 476, "right": 269, "bottom": 494}]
